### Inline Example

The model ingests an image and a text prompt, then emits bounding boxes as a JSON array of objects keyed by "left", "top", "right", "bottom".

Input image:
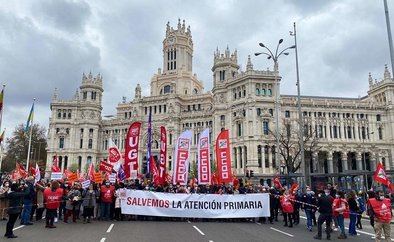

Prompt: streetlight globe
[
  {"left": 279, "top": 39, "right": 284, "bottom": 44},
  {"left": 259, "top": 43, "right": 265, "bottom": 47}
]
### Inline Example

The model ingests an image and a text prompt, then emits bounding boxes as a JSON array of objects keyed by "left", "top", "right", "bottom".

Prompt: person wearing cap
[{"left": 368, "top": 190, "right": 392, "bottom": 242}]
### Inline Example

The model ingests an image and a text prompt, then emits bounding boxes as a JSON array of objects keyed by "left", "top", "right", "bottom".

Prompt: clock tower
[{"left": 163, "top": 19, "right": 193, "bottom": 74}]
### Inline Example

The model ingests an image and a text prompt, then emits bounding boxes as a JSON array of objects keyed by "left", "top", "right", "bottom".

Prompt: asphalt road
[{"left": 1, "top": 215, "right": 392, "bottom": 242}]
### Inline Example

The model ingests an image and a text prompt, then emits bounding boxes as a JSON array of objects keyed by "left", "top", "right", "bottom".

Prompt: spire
[
  {"left": 52, "top": 88, "right": 58, "bottom": 101},
  {"left": 246, "top": 55, "right": 253, "bottom": 71},
  {"left": 225, "top": 45, "right": 230, "bottom": 58},
  {"left": 187, "top": 25, "right": 191, "bottom": 36},
  {"left": 177, "top": 18, "right": 181, "bottom": 30},
  {"left": 135, "top": 83, "right": 142, "bottom": 99},
  {"left": 182, "top": 19, "right": 186, "bottom": 32},
  {"left": 166, "top": 21, "right": 170, "bottom": 35},
  {"left": 384, "top": 64, "right": 392, "bottom": 80},
  {"left": 74, "top": 88, "right": 79, "bottom": 100},
  {"left": 368, "top": 72, "right": 373, "bottom": 86}
]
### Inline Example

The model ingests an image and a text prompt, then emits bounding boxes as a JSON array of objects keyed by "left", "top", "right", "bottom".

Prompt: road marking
[
  {"left": 193, "top": 225, "right": 205, "bottom": 236},
  {"left": 270, "top": 227, "right": 294, "bottom": 237},
  {"left": 187, "top": 220, "right": 191, "bottom": 224},
  {"left": 13, "top": 225, "right": 25, "bottom": 231},
  {"left": 209, "top": 240, "right": 214, "bottom": 242},
  {"left": 255, "top": 222, "right": 261, "bottom": 225},
  {"left": 100, "top": 238, "right": 106, "bottom": 242},
  {"left": 106, "top": 223, "right": 114, "bottom": 233}
]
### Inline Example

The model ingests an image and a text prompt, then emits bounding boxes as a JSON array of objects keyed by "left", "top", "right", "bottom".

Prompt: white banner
[
  {"left": 109, "top": 173, "right": 117, "bottom": 183},
  {"left": 81, "top": 180, "right": 91, "bottom": 189},
  {"left": 120, "top": 190, "right": 270, "bottom": 218},
  {"left": 50, "top": 172, "right": 62, "bottom": 180},
  {"left": 172, "top": 130, "right": 192, "bottom": 185}
]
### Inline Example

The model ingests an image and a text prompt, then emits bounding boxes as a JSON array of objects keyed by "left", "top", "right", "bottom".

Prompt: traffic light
[{"left": 250, "top": 170, "right": 254, "bottom": 177}]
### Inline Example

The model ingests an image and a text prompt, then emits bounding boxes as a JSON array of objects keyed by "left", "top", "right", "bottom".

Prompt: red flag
[
  {"left": 172, "top": 130, "right": 192, "bottom": 185},
  {"left": 215, "top": 130, "right": 232, "bottom": 184},
  {"left": 198, "top": 128, "right": 211, "bottom": 184},
  {"left": 373, "top": 162, "right": 391, "bottom": 187},
  {"left": 124, "top": 122, "right": 141, "bottom": 178},
  {"left": 290, "top": 182, "right": 299, "bottom": 194},
  {"left": 52, "top": 155, "right": 61, "bottom": 172},
  {"left": 149, "top": 156, "right": 160, "bottom": 185},
  {"left": 108, "top": 138, "right": 121, "bottom": 164},
  {"left": 274, "top": 177, "right": 283, "bottom": 189},
  {"left": 30, "top": 166, "right": 36, "bottom": 176},
  {"left": 16, "top": 162, "right": 28, "bottom": 179},
  {"left": 158, "top": 126, "right": 167, "bottom": 185},
  {"left": 99, "top": 161, "right": 114, "bottom": 173},
  {"left": 63, "top": 169, "right": 72, "bottom": 178},
  {"left": 88, "top": 162, "right": 95, "bottom": 181}
]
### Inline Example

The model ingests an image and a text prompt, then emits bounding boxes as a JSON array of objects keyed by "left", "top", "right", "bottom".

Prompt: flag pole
[
  {"left": 26, "top": 98, "right": 36, "bottom": 173},
  {"left": 0, "top": 84, "right": 5, "bottom": 172}
]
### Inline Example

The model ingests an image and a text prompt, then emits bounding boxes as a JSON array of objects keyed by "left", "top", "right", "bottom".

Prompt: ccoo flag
[{"left": 25, "top": 102, "right": 34, "bottom": 132}]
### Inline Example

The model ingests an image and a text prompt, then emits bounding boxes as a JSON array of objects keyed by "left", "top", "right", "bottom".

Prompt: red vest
[
  {"left": 100, "top": 185, "right": 115, "bottom": 203},
  {"left": 43, "top": 188, "right": 62, "bottom": 209},
  {"left": 369, "top": 198, "right": 392, "bottom": 223},
  {"left": 280, "top": 195, "right": 294, "bottom": 213}
]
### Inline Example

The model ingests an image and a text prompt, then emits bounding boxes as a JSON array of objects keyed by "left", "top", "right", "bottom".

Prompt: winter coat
[
  {"left": 65, "top": 189, "right": 81, "bottom": 210},
  {"left": 7, "top": 187, "right": 30, "bottom": 214},
  {"left": 82, "top": 189, "right": 99, "bottom": 208}
]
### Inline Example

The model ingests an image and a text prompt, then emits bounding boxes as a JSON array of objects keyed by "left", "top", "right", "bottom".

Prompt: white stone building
[{"left": 46, "top": 20, "right": 394, "bottom": 188}]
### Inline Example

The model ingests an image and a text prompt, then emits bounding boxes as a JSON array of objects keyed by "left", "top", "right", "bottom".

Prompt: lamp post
[
  {"left": 362, "top": 131, "right": 374, "bottom": 191},
  {"left": 255, "top": 40, "right": 295, "bottom": 183}
]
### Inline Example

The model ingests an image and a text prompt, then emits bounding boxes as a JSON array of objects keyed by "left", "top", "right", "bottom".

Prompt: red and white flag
[
  {"left": 88, "top": 162, "right": 95, "bottom": 181},
  {"left": 158, "top": 126, "right": 167, "bottom": 185},
  {"left": 215, "top": 130, "right": 232, "bottom": 184},
  {"left": 52, "top": 155, "right": 61, "bottom": 172},
  {"left": 198, "top": 128, "right": 211, "bottom": 184},
  {"left": 108, "top": 138, "right": 121, "bottom": 164},
  {"left": 124, "top": 122, "right": 141, "bottom": 178},
  {"left": 172, "top": 130, "right": 192, "bottom": 185},
  {"left": 34, "top": 163, "right": 40, "bottom": 184},
  {"left": 99, "top": 161, "right": 114, "bottom": 173},
  {"left": 149, "top": 156, "right": 160, "bottom": 185},
  {"left": 373, "top": 162, "right": 391, "bottom": 187}
]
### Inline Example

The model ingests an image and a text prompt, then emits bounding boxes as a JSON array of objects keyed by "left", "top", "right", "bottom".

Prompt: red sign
[
  {"left": 94, "top": 172, "right": 103, "bottom": 184},
  {"left": 124, "top": 122, "right": 141, "bottom": 178},
  {"left": 215, "top": 130, "right": 232, "bottom": 184},
  {"left": 99, "top": 161, "right": 114, "bottom": 173},
  {"left": 158, "top": 126, "right": 167, "bottom": 185},
  {"left": 198, "top": 128, "right": 211, "bottom": 184},
  {"left": 173, "top": 130, "right": 192, "bottom": 185},
  {"left": 373, "top": 162, "right": 391, "bottom": 187},
  {"left": 108, "top": 139, "right": 121, "bottom": 163}
]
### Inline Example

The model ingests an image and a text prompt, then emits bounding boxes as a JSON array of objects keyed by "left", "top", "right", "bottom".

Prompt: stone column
[
  {"left": 327, "top": 151, "right": 334, "bottom": 173},
  {"left": 356, "top": 152, "right": 363, "bottom": 171},
  {"left": 341, "top": 152, "right": 348, "bottom": 171},
  {"left": 312, "top": 152, "right": 318, "bottom": 173},
  {"left": 261, "top": 146, "right": 266, "bottom": 174},
  {"left": 268, "top": 146, "right": 273, "bottom": 174}
]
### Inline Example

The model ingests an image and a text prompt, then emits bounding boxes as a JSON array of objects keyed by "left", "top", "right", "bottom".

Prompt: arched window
[
  {"left": 255, "top": 88, "right": 260, "bottom": 95},
  {"left": 193, "top": 88, "right": 198, "bottom": 94},
  {"left": 87, "top": 156, "right": 92, "bottom": 165},
  {"left": 261, "top": 89, "right": 266, "bottom": 95},
  {"left": 267, "top": 89, "right": 272, "bottom": 96},
  {"left": 163, "top": 85, "right": 171, "bottom": 94},
  {"left": 88, "top": 139, "right": 93, "bottom": 149},
  {"left": 78, "top": 156, "right": 82, "bottom": 172}
]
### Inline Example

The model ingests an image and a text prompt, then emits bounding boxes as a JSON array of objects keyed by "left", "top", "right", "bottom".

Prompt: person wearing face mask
[
  {"left": 302, "top": 186, "right": 317, "bottom": 231},
  {"left": 0, "top": 180, "right": 10, "bottom": 220},
  {"left": 82, "top": 183, "right": 99, "bottom": 223},
  {"left": 332, "top": 191, "right": 348, "bottom": 239},
  {"left": 368, "top": 190, "right": 392, "bottom": 242},
  {"left": 100, "top": 180, "right": 115, "bottom": 221},
  {"left": 4, "top": 182, "right": 29, "bottom": 238}
]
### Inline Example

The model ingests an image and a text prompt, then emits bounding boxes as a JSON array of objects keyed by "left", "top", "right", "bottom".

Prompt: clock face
[{"left": 168, "top": 36, "right": 175, "bottom": 45}]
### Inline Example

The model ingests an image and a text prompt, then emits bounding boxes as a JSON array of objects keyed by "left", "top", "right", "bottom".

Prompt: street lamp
[
  {"left": 255, "top": 39, "right": 295, "bottom": 183},
  {"left": 362, "top": 131, "right": 374, "bottom": 191}
]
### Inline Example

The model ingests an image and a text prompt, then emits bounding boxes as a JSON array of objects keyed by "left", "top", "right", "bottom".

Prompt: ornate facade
[{"left": 46, "top": 20, "right": 394, "bottom": 187}]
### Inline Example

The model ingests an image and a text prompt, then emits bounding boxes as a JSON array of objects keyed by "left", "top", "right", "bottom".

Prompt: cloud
[{"left": 0, "top": 0, "right": 392, "bottom": 137}]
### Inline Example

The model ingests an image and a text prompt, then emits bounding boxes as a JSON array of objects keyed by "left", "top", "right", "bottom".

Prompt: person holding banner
[{"left": 82, "top": 183, "right": 99, "bottom": 223}]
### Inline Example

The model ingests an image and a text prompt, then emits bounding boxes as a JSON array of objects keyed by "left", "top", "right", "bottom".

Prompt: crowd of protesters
[{"left": 0, "top": 176, "right": 392, "bottom": 241}]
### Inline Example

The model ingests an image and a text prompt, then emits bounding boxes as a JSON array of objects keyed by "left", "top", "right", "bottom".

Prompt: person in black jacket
[
  {"left": 4, "top": 182, "right": 29, "bottom": 239},
  {"left": 314, "top": 189, "right": 333, "bottom": 240},
  {"left": 302, "top": 186, "right": 317, "bottom": 231}
]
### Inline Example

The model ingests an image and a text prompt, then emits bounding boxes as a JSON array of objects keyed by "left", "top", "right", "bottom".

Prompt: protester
[
  {"left": 0, "top": 180, "right": 10, "bottom": 220},
  {"left": 302, "top": 186, "right": 316, "bottom": 231},
  {"left": 64, "top": 183, "right": 81, "bottom": 223},
  {"left": 20, "top": 177, "right": 35, "bottom": 225},
  {"left": 280, "top": 189, "right": 294, "bottom": 227},
  {"left": 347, "top": 191, "right": 359, "bottom": 236},
  {"left": 356, "top": 191, "right": 365, "bottom": 229},
  {"left": 314, "top": 188, "right": 333, "bottom": 240},
  {"left": 43, "top": 181, "right": 62, "bottom": 228},
  {"left": 35, "top": 180, "right": 46, "bottom": 221},
  {"left": 333, "top": 190, "right": 348, "bottom": 239},
  {"left": 4, "top": 181, "right": 29, "bottom": 238},
  {"left": 82, "top": 183, "right": 99, "bottom": 223},
  {"left": 368, "top": 190, "right": 392, "bottom": 242},
  {"left": 366, "top": 190, "right": 376, "bottom": 227},
  {"left": 100, "top": 181, "right": 115, "bottom": 221},
  {"left": 114, "top": 183, "right": 124, "bottom": 221}
]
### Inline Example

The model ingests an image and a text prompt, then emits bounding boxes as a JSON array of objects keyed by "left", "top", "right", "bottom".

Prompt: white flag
[{"left": 34, "top": 163, "right": 40, "bottom": 184}]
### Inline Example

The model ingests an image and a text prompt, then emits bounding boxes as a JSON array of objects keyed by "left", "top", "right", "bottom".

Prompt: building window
[
  {"left": 376, "top": 114, "right": 381, "bottom": 121},
  {"left": 104, "top": 140, "right": 108, "bottom": 150},
  {"left": 237, "top": 123, "right": 242, "bottom": 137},
  {"left": 361, "top": 126, "right": 366, "bottom": 139},
  {"left": 59, "top": 137, "right": 64, "bottom": 149},
  {"left": 163, "top": 85, "right": 171, "bottom": 94},
  {"left": 261, "top": 89, "right": 266, "bottom": 96},
  {"left": 267, "top": 89, "right": 272, "bottom": 96},
  {"left": 285, "top": 110, "right": 290, "bottom": 118},
  {"left": 257, "top": 108, "right": 261, "bottom": 116},
  {"left": 263, "top": 121, "right": 269, "bottom": 135},
  {"left": 378, "top": 127, "right": 383, "bottom": 140},
  {"left": 257, "top": 145, "right": 262, "bottom": 168},
  {"left": 219, "top": 70, "right": 226, "bottom": 81},
  {"left": 78, "top": 156, "right": 82, "bottom": 172},
  {"left": 164, "top": 105, "right": 167, "bottom": 113},
  {"left": 347, "top": 126, "right": 352, "bottom": 139},
  {"left": 319, "top": 125, "right": 323, "bottom": 138},
  {"left": 220, "top": 115, "right": 225, "bottom": 122},
  {"left": 57, "top": 112, "right": 61, "bottom": 118},
  {"left": 255, "top": 88, "right": 260, "bottom": 95},
  {"left": 269, "top": 109, "right": 273, "bottom": 116},
  {"left": 83, "top": 92, "right": 87, "bottom": 100},
  {"left": 333, "top": 126, "right": 338, "bottom": 138},
  {"left": 80, "top": 139, "right": 83, "bottom": 149},
  {"left": 88, "top": 139, "right": 93, "bottom": 149}
]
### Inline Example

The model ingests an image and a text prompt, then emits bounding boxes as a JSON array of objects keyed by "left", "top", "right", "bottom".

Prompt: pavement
[{"left": 0, "top": 215, "right": 392, "bottom": 242}]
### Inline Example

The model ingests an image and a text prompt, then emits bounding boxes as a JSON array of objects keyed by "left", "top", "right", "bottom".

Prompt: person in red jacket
[
  {"left": 280, "top": 189, "right": 294, "bottom": 227},
  {"left": 43, "top": 181, "right": 62, "bottom": 228},
  {"left": 100, "top": 181, "right": 115, "bottom": 220},
  {"left": 368, "top": 190, "right": 392, "bottom": 242},
  {"left": 332, "top": 191, "right": 348, "bottom": 239}
]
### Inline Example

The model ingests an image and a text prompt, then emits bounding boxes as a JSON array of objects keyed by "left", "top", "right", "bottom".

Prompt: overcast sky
[{"left": 0, "top": 0, "right": 393, "bottom": 137}]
